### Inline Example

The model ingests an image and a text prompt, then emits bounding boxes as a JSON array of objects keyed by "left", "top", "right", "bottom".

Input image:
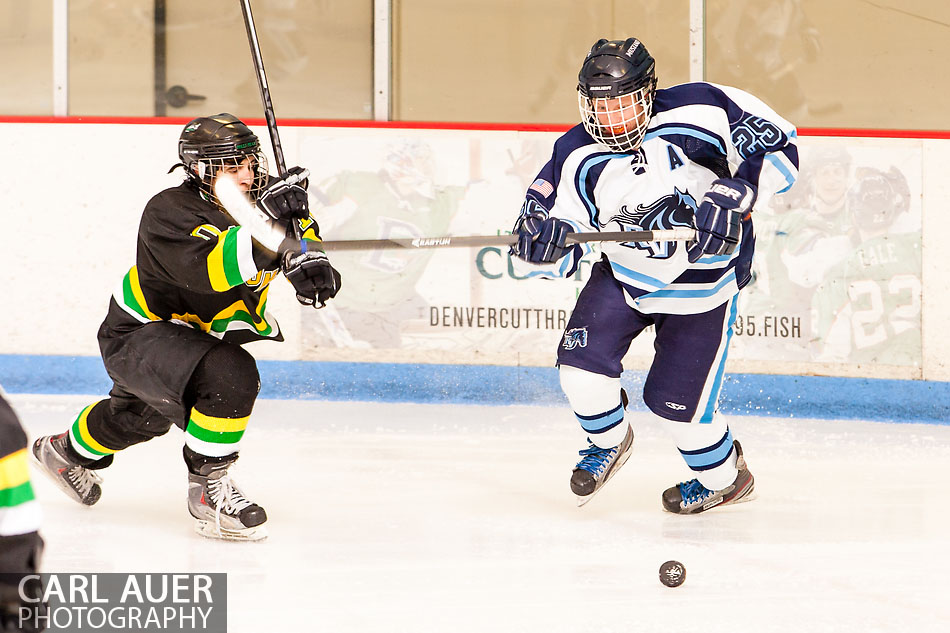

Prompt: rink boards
[{"left": 1, "top": 120, "right": 948, "bottom": 409}]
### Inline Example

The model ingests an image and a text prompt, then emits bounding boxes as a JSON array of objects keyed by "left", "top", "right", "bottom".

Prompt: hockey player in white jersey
[{"left": 511, "top": 38, "right": 799, "bottom": 513}]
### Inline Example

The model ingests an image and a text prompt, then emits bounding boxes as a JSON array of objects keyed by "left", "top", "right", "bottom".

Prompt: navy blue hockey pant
[
  {"left": 557, "top": 259, "right": 740, "bottom": 487},
  {"left": 557, "top": 258, "right": 737, "bottom": 423}
]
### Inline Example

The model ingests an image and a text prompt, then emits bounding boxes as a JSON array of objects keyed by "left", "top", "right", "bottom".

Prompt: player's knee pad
[
  {"left": 91, "top": 398, "right": 172, "bottom": 449},
  {"left": 188, "top": 343, "right": 260, "bottom": 417},
  {"left": 559, "top": 364, "right": 628, "bottom": 448},
  {"left": 659, "top": 412, "right": 737, "bottom": 491}
]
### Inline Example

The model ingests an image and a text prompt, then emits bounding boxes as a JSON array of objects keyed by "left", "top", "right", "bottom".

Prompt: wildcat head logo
[
  {"left": 562, "top": 327, "right": 589, "bottom": 350},
  {"left": 605, "top": 188, "right": 696, "bottom": 258}
]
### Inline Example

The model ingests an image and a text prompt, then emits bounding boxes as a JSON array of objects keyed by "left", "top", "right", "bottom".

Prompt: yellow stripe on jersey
[
  {"left": 210, "top": 295, "right": 271, "bottom": 333},
  {"left": 171, "top": 294, "right": 271, "bottom": 335},
  {"left": 128, "top": 266, "right": 160, "bottom": 320},
  {"left": 208, "top": 232, "right": 232, "bottom": 292},
  {"left": 0, "top": 449, "right": 30, "bottom": 490}
]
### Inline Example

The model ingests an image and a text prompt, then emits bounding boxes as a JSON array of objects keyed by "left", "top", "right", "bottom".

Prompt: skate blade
[
  {"left": 731, "top": 489, "right": 757, "bottom": 505},
  {"left": 667, "top": 487, "right": 758, "bottom": 515},
  {"left": 194, "top": 520, "right": 268, "bottom": 542},
  {"left": 575, "top": 493, "right": 597, "bottom": 507}
]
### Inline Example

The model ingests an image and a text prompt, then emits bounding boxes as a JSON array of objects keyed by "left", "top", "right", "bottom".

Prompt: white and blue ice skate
[
  {"left": 662, "top": 441, "right": 755, "bottom": 514},
  {"left": 570, "top": 425, "right": 634, "bottom": 507}
]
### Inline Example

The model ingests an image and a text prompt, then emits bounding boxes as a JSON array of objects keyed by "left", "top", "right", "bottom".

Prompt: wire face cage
[{"left": 578, "top": 84, "right": 654, "bottom": 153}]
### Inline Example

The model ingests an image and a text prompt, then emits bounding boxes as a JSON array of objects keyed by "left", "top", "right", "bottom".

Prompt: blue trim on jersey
[
  {"left": 608, "top": 260, "right": 668, "bottom": 292},
  {"left": 698, "top": 298, "right": 739, "bottom": 423},
  {"left": 679, "top": 428, "right": 734, "bottom": 470},
  {"left": 644, "top": 125, "right": 726, "bottom": 154},
  {"left": 576, "top": 153, "right": 631, "bottom": 227},
  {"left": 652, "top": 83, "right": 799, "bottom": 195},
  {"left": 640, "top": 271, "right": 736, "bottom": 300},
  {"left": 576, "top": 402, "right": 625, "bottom": 434},
  {"left": 653, "top": 83, "right": 747, "bottom": 131},
  {"left": 765, "top": 153, "right": 796, "bottom": 193},
  {"left": 526, "top": 125, "right": 597, "bottom": 213},
  {"left": 689, "top": 253, "right": 733, "bottom": 265}
]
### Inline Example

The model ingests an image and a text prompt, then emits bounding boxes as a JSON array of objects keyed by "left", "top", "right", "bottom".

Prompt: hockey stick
[
  {"left": 238, "top": 0, "right": 302, "bottom": 240},
  {"left": 214, "top": 178, "right": 694, "bottom": 253},
  {"left": 320, "top": 228, "right": 696, "bottom": 252}
]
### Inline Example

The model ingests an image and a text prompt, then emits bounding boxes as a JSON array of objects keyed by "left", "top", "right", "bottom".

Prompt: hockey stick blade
[{"left": 320, "top": 228, "right": 696, "bottom": 252}]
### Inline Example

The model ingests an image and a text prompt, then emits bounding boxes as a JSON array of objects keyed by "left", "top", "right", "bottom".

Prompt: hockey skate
[
  {"left": 570, "top": 425, "right": 634, "bottom": 506},
  {"left": 184, "top": 447, "right": 267, "bottom": 542},
  {"left": 31, "top": 433, "right": 110, "bottom": 506},
  {"left": 662, "top": 441, "right": 755, "bottom": 514}
]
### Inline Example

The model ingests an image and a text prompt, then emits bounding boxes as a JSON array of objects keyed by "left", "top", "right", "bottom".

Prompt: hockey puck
[{"left": 659, "top": 560, "right": 686, "bottom": 587}]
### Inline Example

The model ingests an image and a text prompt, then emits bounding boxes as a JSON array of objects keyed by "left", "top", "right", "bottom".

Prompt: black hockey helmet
[
  {"left": 578, "top": 38, "right": 656, "bottom": 99},
  {"left": 577, "top": 38, "right": 657, "bottom": 152},
  {"left": 175, "top": 113, "right": 269, "bottom": 205}
]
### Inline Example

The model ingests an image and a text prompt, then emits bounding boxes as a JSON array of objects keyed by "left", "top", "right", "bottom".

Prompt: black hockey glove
[
  {"left": 257, "top": 166, "right": 311, "bottom": 221},
  {"left": 281, "top": 246, "right": 341, "bottom": 308},
  {"left": 687, "top": 177, "right": 756, "bottom": 263},
  {"left": 512, "top": 202, "right": 574, "bottom": 264}
]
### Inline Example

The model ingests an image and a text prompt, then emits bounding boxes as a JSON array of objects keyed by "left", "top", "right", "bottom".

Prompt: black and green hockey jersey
[{"left": 107, "top": 182, "right": 319, "bottom": 345}]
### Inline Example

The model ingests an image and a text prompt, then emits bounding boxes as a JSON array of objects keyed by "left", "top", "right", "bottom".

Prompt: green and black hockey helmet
[{"left": 176, "top": 113, "right": 269, "bottom": 205}]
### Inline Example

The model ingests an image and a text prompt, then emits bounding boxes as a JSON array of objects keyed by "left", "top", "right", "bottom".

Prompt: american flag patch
[{"left": 528, "top": 178, "right": 554, "bottom": 198}]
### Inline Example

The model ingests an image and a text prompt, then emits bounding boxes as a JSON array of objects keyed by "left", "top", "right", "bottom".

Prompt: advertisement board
[
  {"left": 0, "top": 122, "right": 939, "bottom": 380},
  {"left": 296, "top": 130, "right": 923, "bottom": 374}
]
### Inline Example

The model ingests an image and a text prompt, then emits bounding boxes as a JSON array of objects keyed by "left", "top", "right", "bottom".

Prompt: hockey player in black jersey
[
  {"left": 31, "top": 113, "right": 341, "bottom": 541},
  {"left": 1, "top": 390, "right": 45, "bottom": 631}
]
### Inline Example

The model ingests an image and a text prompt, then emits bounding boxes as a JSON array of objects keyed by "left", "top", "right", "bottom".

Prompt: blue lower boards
[{"left": 0, "top": 354, "right": 946, "bottom": 425}]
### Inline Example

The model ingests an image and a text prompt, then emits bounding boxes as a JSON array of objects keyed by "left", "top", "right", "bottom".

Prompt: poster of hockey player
[
  {"left": 297, "top": 130, "right": 920, "bottom": 371},
  {"left": 300, "top": 131, "right": 582, "bottom": 365},
  {"left": 735, "top": 139, "right": 922, "bottom": 368}
]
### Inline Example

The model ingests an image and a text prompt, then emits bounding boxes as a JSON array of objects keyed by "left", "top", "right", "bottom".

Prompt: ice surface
[{"left": 10, "top": 394, "right": 950, "bottom": 633}]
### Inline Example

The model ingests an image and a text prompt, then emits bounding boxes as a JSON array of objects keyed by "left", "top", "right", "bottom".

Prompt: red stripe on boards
[{"left": 1, "top": 116, "right": 948, "bottom": 139}]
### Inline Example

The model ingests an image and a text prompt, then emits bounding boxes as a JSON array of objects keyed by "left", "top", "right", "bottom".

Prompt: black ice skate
[
  {"left": 31, "top": 433, "right": 110, "bottom": 506},
  {"left": 184, "top": 446, "right": 267, "bottom": 541},
  {"left": 662, "top": 441, "right": 755, "bottom": 514},
  {"left": 570, "top": 425, "right": 634, "bottom": 507}
]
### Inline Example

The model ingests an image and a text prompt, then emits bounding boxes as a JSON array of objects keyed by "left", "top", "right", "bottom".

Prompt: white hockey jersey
[{"left": 513, "top": 82, "right": 799, "bottom": 315}]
